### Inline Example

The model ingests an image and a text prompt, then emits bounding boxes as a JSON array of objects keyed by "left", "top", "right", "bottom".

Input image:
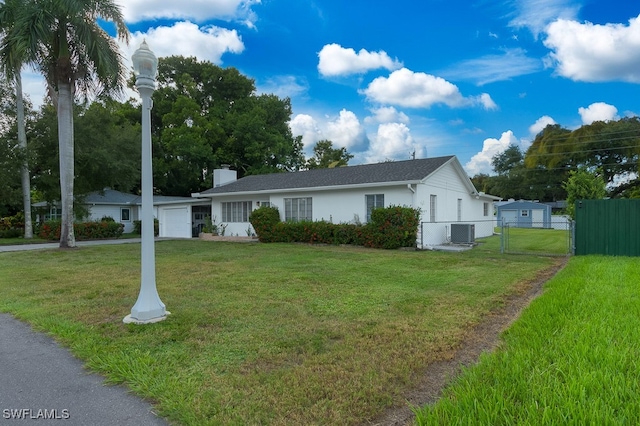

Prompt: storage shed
[{"left": 496, "top": 200, "right": 552, "bottom": 228}]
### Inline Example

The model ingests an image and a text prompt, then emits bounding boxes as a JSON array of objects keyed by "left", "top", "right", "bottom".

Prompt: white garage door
[{"left": 161, "top": 207, "right": 191, "bottom": 238}]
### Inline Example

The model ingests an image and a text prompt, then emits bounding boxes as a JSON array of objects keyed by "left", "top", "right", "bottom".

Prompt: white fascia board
[{"left": 200, "top": 180, "right": 423, "bottom": 198}]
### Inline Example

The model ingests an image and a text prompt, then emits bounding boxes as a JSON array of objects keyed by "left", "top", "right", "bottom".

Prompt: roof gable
[{"left": 200, "top": 156, "right": 456, "bottom": 195}]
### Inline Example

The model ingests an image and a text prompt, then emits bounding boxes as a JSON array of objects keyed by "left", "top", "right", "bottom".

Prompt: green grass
[
  {"left": 0, "top": 236, "right": 49, "bottom": 245},
  {"left": 0, "top": 240, "right": 557, "bottom": 425},
  {"left": 498, "top": 227, "right": 571, "bottom": 256},
  {"left": 414, "top": 255, "right": 640, "bottom": 425}
]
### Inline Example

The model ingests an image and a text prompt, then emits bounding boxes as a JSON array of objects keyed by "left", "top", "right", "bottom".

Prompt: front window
[
  {"left": 121, "top": 208, "right": 131, "bottom": 222},
  {"left": 46, "top": 206, "right": 61, "bottom": 221},
  {"left": 284, "top": 197, "right": 312, "bottom": 222},
  {"left": 521, "top": 210, "right": 529, "bottom": 217},
  {"left": 222, "top": 201, "right": 252, "bottom": 222},
  {"left": 483, "top": 202, "right": 489, "bottom": 217},
  {"left": 365, "top": 194, "right": 384, "bottom": 222}
]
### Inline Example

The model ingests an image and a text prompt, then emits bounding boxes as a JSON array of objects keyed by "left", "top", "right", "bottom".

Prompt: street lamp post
[{"left": 123, "top": 40, "right": 168, "bottom": 324}]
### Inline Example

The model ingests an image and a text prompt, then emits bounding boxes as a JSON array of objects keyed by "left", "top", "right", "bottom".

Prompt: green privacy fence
[{"left": 575, "top": 199, "right": 640, "bottom": 256}]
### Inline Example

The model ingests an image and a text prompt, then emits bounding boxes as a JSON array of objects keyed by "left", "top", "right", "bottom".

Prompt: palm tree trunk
[
  {"left": 16, "top": 71, "right": 33, "bottom": 239},
  {"left": 57, "top": 80, "right": 75, "bottom": 248}
]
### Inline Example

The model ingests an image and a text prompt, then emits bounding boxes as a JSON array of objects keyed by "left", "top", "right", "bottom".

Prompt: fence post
[{"left": 500, "top": 219, "right": 505, "bottom": 254}]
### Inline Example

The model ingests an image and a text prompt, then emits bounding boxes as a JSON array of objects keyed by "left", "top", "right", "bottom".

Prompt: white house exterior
[
  {"left": 193, "top": 156, "right": 501, "bottom": 247},
  {"left": 35, "top": 189, "right": 210, "bottom": 238}
]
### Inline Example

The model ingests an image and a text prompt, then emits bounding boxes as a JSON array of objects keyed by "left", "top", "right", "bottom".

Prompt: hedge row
[
  {"left": 249, "top": 205, "right": 420, "bottom": 249},
  {"left": 38, "top": 220, "right": 124, "bottom": 240}
]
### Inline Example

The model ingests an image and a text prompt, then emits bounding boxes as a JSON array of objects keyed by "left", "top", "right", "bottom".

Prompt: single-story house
[
  {"left": 34, "top": 189, "right": 211, "bottom": 238},
  {"left": 193, "top": 156, "right": 502, "bottom": 248},
  {"left": 496, "top": 199, "right": 552, "bottom": 228}
]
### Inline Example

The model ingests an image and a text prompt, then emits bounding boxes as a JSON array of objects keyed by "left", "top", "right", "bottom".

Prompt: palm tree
[
  {"left": 0, "top": 0, "right": 33, "bottom": 239},
  {"left": 0, "top": 0, "right": 130, "bottom": 247}
]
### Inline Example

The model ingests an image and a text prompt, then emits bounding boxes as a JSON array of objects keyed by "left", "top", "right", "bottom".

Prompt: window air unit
[{"left": 451, "top": 223, "right": 475, "bottom": 244}]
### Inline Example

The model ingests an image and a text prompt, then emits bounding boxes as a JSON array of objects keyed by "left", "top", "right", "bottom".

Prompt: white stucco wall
[
  {"left": 209, "top": 185, "right": 416, "bottom": 236},
  {"left": 415, "top": 162, "right": 497, "bottom": 247},
  {"left": 87, "top": 205, "right": 138, "bottom": 233},
  {"left": 206, "top": 160, "right": 498, "bottom": 246}
]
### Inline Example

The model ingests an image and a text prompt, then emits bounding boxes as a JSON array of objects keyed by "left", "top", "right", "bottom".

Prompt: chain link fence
[
  {"left": 418, "top": 216, "right": 574, "bottom": 256},
  {"left": 501, "top": 218, "right": 574, "bottom": 256}
]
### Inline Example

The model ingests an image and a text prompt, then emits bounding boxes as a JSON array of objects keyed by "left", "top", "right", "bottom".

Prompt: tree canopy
[
  {"left": 306, "top": 140, "right": 353, "bottom": 169},
  {"left": 150, "top": 56, "right": 304, "bottom": 196},
  {"left": 471, "top": 118, "right": 640, "bottom": 204},
  {"left": 563, "top": 168, "right": 607, "bottom": 219}
]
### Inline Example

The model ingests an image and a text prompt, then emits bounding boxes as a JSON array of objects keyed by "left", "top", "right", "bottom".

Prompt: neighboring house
[
  {"left": 496, "top": 199, "right": 552, "bottom": 228},
  {"left": 34, "top": 189, "right": 211, "bottom": 238},
  {"left": 193, "top": 156, "right": 502, "bottom": 248}
]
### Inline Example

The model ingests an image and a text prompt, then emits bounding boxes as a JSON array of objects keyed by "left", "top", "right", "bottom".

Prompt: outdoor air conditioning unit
[{"left": 451, "top": 223, "right": 475, "bottom": 244}]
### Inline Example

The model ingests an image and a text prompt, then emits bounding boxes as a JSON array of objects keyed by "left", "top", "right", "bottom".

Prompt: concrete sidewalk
[
  {"left": 0, "top": 238, "right": 144, "bottom": 253},
  {"left": 0, "top": 313, "right": 168, "bottom": 425}
]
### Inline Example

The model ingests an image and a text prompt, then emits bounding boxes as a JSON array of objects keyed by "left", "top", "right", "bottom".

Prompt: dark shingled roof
[{"left": 200, "top": 155, "right": 455, "bottom": 195}]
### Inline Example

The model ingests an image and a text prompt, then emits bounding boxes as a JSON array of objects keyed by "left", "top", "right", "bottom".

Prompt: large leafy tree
[
  {"left": 0, "top": 77, "right": 25, "bottom": 217},
  {"left": 151, "top": 56, "right": 304, "bottom": 196},
  {"left": 0, "top": 0, "right": 129, "bottom": 247},
  {"left": 306, "top": 140, "right": 353, "bottom": 169},
  {"left": 525, "top": 120, "right": 640, "bottom": 198},
  {"left": 563, "top": 168, "right": 606, "bottom": 219},
  {"left": 29, "top": 100, "right": 141, "bottom": 206}
]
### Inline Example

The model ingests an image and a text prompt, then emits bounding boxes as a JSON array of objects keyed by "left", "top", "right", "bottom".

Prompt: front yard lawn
[
  {"left": 414, "top": 255, "right": 640, "bottom": 425},
  {"left": 0, "top": 240, "right": 556, "bottom": 425}
]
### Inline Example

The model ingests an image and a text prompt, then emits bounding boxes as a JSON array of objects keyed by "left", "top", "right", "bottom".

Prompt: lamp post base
[{"left": 123, "top": 311, "right": 171, "bottom": 325}]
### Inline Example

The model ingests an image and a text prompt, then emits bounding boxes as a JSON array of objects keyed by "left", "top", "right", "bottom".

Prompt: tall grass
[
  {"left": 0, "top": 240, "right": 556, "bottom": 425},
  {"left": 414, "top": 255, "right": 640, "bottom": 425}
]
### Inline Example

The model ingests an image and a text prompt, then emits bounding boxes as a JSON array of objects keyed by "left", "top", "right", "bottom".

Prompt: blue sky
[{"left": 20, "top": 0, "right": 640, "bottom": 175}]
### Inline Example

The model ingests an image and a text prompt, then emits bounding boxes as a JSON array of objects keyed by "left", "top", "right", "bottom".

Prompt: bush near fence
[
  {"left": 249, "top": 205, "right": 420, "bottom": 249},
  {"left": 38, "top": 219, "right": 124, "bottom": 240}
]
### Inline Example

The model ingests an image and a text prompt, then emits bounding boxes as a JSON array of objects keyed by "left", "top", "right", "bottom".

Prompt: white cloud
[
  {"left": 317, "top": 43, "right": 403, "bottom": 77},
  {"left": 123, "top": 22, "right": 244, "bottom": 66},
  {"left": 361, "top": 68, "right": 497, "bottom": 110},
  {"left": 529, "top": 115, "right": 556, "bottom": 136},
  {"left": 364, "top": 106, "right": 409, "bottom": 125},
  {"left": 443, "top": 48, "right": 542, "bottom": 85},
  {"left": 289, "top": 109, "right": 368, "bottom": 152},
  {"left": 507, "top": 0, "right": 580, "bottom": 37},
  {"left": 365, "top": 123, "right": 422, "bottom": 163},
  {"left": 578, "top": 102, "right": 619, "bottom": 125},
  {"left": 257, "top": 75, "right": 308, "bottom": 99},
  {"left": 544, "top": 15, "right": 640, "bottom": 83},
  {"left": 325, "top": 109, "right": 369, "bottom": 150},
  {"left": 289, "top": 114, "right": 321, "bottom": 149},
  {"left": 476, "top": 93, "right": 498, "bottom": 110},
  {"left": 465, "top": 130, "right": 519, "bottom": 176},
  {"left": 117, "top": 0, "right": 260, "bottom": 25}
]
